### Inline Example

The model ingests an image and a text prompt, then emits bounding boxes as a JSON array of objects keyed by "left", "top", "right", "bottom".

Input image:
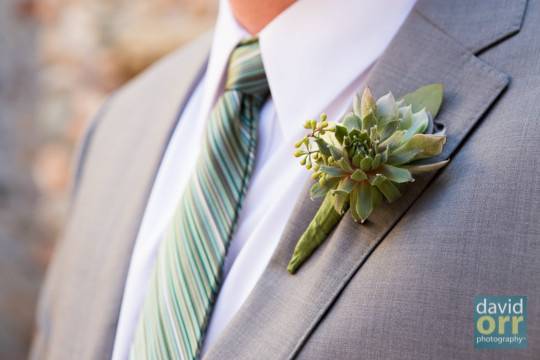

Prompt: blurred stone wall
[
  {"left": 0, "top": 0, "right": 40, "bottom": 358},
  {"left": 1, "top": 0, "right": 217, "bottom": 358}
]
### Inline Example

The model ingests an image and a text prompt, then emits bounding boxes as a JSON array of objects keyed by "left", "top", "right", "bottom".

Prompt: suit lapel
[{"left": 204, "top": 2, "right": 526, "bottom": 359}]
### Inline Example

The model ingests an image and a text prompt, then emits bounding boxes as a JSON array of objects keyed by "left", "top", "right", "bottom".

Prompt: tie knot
[{"left": 225, "top": 38, "right": 269, "bottom": 97}]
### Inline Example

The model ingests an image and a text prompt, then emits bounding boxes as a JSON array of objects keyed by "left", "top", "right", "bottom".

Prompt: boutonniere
[{"left": 288, "top": 84, "right": 449, "bottom": 274}]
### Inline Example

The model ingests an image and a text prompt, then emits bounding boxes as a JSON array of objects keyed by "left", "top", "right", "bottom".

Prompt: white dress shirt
[{"left": 112, "top": 0, "right": 416, "bottom": 358}]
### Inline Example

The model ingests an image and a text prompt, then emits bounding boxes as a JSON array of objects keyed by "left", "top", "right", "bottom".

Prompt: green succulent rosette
[{"left": 287, "top": 84, "right": 449, "bottom": 274}]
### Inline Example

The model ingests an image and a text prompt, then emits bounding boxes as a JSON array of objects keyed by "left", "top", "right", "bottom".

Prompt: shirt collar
[
  {"left": 198, "top": 1, "right": 248, "bottom": 121},
  {"left": 205, "top": 0, "right": 416, "bottom": 140}
]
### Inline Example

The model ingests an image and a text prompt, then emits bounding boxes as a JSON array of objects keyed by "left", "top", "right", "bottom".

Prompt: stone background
[{"left": 0, "top": 0, "right": 217, "bottom": 357}]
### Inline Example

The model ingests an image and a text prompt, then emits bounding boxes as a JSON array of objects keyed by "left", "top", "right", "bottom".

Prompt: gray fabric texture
[
  {"left": 30, "top": 31, "right": 211, "bottom": 360},
  {"left": 31, "top": 0, "right": 540, "bottom": 359}
]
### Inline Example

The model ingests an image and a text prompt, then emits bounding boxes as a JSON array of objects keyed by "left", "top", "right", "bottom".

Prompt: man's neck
[{"left": 229, "top": 0, "right": 296, "bottom": 35}]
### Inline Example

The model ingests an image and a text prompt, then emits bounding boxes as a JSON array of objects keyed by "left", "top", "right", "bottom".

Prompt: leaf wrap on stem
[{"left": 287, "top": 193, "right": 346, "bottom": 274}]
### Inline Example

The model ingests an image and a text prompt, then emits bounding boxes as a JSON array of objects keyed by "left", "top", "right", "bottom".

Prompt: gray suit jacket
[{"left": 31, "top": 0, "right": 540, "bottom": 359}]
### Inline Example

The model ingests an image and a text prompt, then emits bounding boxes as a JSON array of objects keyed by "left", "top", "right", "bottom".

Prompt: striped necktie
[{"left": 131, "top": 38, "right": 269, "bottom": 360}]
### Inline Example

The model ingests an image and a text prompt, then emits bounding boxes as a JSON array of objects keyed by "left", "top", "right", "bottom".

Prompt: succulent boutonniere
[{"left": 287, "top": 84, "right": 449, "bottom": 274}]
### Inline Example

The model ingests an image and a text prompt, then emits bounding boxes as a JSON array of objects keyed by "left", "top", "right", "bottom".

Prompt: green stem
[{"left": 287, "top": 193, "right": 346, "bottom": 274}]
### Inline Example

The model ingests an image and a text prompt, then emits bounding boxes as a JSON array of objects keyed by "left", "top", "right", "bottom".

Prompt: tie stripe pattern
[{"left": 131, "top": 38, "right": 269, "bottom": 360}]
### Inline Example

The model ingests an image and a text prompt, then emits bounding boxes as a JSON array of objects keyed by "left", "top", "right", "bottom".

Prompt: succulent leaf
[
  {"left": 397, "top": 134, "right": 446, "bottom": 160},
  {"left": 336, "top": 157, "right": 353, "bottom": 172},
  {"left": 362, "top": 112, "right": 377, "bottom": 131},
  {"left": 356, "top": 182, "right": 375, "bottom": 222},
  {"left": 387, "top": 148, "right": 421, "bottom": 166},
  {"left": 353, "top": 93, "right": 362, "bottom": 117},
  {"left": 381, "top": 164, "right": 414, "bottom": 183},
  {"left": 360, "top": 157, "right": 371, "bottom": 171},
  {"left": 351, "top": 169, "right": 368, "bottom": 181},
  {"left": 405, "top": 159, "right": 449, "bottom": 174},
  {"left": 335, "top": 124, "right": 348, "bottom": 143},
  {"left": 329, "top": 144, "right": 343, "bottom": 160},
  {"left": 337, "top": 177, "right": 355, "bottom": 193},
  {"left": 320, "top": 165, "right": 346, "bottom": 177},
  {"left": 376, "top": 92, "right": 398, "bottom": 122},
  {"left": 309, "top": 182, "right": 328, "bottom": 199},
  {"left": 332, "top": 190, "right": 349, "bottom": 214},
  {"left": 315, "top": 138, "right": 331, "bottom": 157},
  {"left": 379, "top": 130, "right": 405, "bottom": 150},
  {"left": 398, "top": 104, "right": 413, "bottom": 130},
  {"left": 360, "top": 87, "right": 377, "bottom": 119},
  {"left": 403, "top": 109, "right": 430, "bottom": 141},
  {"left": 372, "top": 153, "right": 382, "bottom": 169},
  {"left": 380, "top": 120, "right": 400, "bottom": 141},
  {"left": 342, "top": 113, "right": 362, "bottom": 130},
  {"left": 352, "top": 153, "right": 363, "bottom": 168},
  {"left": 372, "top": 174, "right": 401, "bottom": 202},
  {"left": 401, "top": 83, "right": 444, "bottom": 117}
]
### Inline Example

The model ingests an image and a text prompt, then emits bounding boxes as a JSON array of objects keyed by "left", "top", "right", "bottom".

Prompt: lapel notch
[{"left": 416, "top": 0, "right": 527, "bottom": 54}]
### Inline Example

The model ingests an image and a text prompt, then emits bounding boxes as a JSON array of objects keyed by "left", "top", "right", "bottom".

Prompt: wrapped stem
[{"left": 287, "top": 193, "right": 346, "bottom": 274}]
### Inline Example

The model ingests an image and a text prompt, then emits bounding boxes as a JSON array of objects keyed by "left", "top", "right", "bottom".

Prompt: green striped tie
[{"left": 131, "top": 38, "right": 269, "bottom": 360}]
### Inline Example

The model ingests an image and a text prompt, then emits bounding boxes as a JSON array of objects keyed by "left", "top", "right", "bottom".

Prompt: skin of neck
[{"left": 229, "top": 0, "right": 296, "bottom": 34}]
